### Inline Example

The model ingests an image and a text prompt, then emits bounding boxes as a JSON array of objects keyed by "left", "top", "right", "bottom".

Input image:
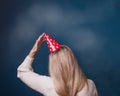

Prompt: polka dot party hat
[{"left": 44, "top": 33, "right": 61, "bottom": 53}]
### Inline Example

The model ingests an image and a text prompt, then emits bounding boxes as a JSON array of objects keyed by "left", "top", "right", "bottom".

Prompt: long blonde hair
[{"left": 49, "top": 45, "right": 87, "bottom": 96}]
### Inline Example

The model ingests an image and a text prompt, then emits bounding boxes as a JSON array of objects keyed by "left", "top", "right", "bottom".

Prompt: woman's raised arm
[{"left": 17, "top": 33, "right": 56, "bottom": 96}]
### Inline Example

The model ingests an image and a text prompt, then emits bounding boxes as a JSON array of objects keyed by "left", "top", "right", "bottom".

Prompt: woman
[{"left": 17, "top": 33, "right": 98, "bottom": 96}]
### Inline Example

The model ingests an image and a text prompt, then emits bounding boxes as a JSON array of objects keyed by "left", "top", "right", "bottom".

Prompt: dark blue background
[{"left": 0, "top": 0, "right": 120, "bottom": 96}]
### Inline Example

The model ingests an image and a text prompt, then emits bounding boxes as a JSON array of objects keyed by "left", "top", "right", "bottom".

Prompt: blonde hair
[{"left": 49, "top": 45, "right": 87, "bottom": 96}]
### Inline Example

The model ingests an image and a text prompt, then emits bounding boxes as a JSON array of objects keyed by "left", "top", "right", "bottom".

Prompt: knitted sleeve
[{"left": 17, "top": 56, "right": 55, "bottom": 96}]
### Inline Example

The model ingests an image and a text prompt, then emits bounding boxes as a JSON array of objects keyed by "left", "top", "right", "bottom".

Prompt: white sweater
[{"left": 17, "top": 56, "right": 98, "bottom": 96}]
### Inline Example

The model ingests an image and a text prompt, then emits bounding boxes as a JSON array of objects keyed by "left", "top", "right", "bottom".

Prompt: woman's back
[
  {"left": 17, "top": 56, "right": 98, "bottom": 96},
  {"left": 45, "top": 78, "right": 98, "bottom": 96}
]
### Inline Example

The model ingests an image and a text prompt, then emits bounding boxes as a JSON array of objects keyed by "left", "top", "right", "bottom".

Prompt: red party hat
[{"left": 44, "top": 33, "right": 61, "bottom": 53}]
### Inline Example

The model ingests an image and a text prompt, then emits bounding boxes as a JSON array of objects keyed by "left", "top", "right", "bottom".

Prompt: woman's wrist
[
  {"left": 28, "top": 50, "right": 37, "bottom": 58},
  {"left": 28, "top": 44, "right": 38, "bottom": 58}
]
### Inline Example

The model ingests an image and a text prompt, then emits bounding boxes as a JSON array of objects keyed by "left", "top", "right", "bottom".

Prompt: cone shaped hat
[{"left": 44, "top": 33, "right": 61, "bottom": 53}]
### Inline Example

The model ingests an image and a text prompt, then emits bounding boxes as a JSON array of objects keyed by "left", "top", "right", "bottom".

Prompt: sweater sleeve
[{"left": 17, "top": 56, "right": 54, "bottom": 96}]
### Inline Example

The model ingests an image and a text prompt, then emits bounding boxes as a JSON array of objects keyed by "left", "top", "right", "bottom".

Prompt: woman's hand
[{"left": 29, "top": 33, "right": 45, "bottom": 58}]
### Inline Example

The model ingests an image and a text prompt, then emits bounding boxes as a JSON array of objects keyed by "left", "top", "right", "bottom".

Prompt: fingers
[{"left": 37, "top": 33, "right": 45, "bottom": 41}]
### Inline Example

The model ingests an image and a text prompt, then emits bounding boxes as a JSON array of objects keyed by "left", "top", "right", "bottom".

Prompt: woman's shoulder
[
  {"left": 87, "top": 79, "right": 95, "bottom": 86},
  {"left": 77, "top": 79, "right": 98, "bottom": 96},
  {"left": 87, "top": 79, "right": 97, "bottom": 90},
  {"left": 87, "top": 79, "right": 98, "bottom": 96}
]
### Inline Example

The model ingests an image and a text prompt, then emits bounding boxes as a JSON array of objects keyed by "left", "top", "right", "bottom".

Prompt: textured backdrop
[{"left": 0, "top": 0, "right": 120, "bottom": 96}]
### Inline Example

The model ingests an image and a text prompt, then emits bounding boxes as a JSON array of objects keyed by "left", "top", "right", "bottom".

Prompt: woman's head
[{"left": 49, "top": 45, "right": 87, "bottom": 96}]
